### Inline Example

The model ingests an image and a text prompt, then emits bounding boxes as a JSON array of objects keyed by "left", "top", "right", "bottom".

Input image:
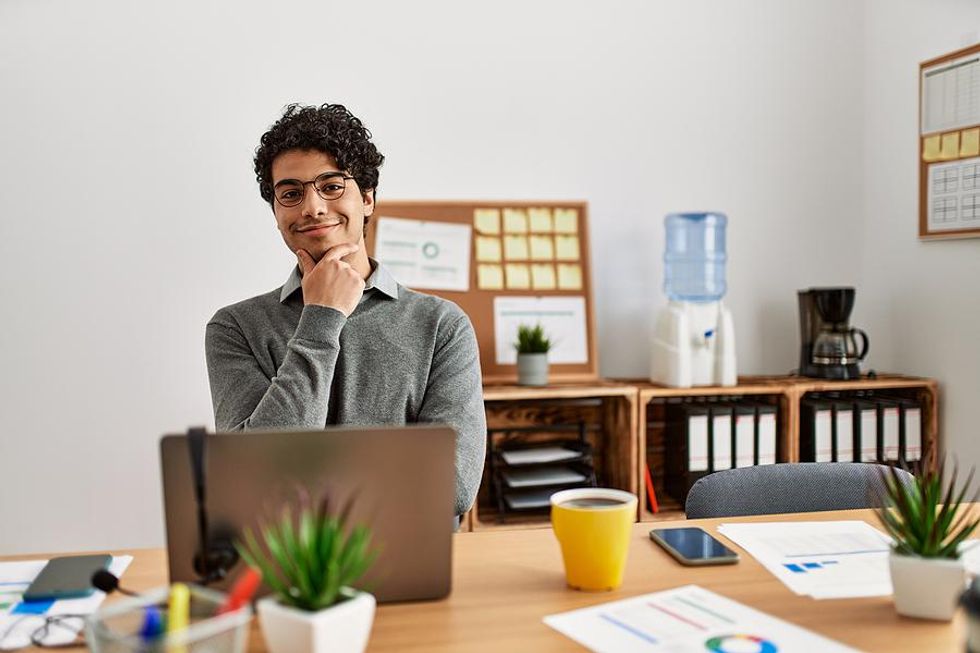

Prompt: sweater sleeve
[
  {"left": 417, "top": 312, "right": 487, "bottom": 516},
  {"left": 205, "top": 305, "right": 347, "bottom": 431}
]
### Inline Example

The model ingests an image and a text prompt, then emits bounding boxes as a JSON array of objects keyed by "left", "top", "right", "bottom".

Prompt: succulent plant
[
  {"left": 237, "top": 491, "right": 377, "bottom": 611},
  {"left": 514, "top": 324, "right": 552, "bottom": 354},
  {"left": 876, "top": 453, "right": 980, "bottom": 559}
]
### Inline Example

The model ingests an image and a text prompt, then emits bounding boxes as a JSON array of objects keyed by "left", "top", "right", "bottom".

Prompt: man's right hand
[{"left": 296, "top": 244, "right": 366, "bottom": 317}]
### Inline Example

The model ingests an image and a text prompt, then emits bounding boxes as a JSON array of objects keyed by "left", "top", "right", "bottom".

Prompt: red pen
[{"left": 217, "top": 567, "right": 262, "bottom": 614}]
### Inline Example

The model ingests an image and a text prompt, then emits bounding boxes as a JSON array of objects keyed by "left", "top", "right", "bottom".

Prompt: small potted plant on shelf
[
  {"left": 237, "top": 492, "right": 378, "bottom": 653},
  {"left": 876, "top": 454, "right": 980, "bottom": 621},
  {"left": 515, "top": 323, "right": 552, "bottom": 386}
]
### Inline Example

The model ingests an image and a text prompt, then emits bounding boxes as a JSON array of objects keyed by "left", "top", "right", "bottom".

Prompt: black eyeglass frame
[{"left": 272, "top": 172, "right": 356, "bottom": 208}]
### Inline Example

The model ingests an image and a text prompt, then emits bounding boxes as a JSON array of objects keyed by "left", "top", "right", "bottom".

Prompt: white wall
[
  {"left": 0, "top": 0, "right": 867, "bottom": 554},
  {"left": 860, "top": 0, "right": 980, "bottom": 466}
]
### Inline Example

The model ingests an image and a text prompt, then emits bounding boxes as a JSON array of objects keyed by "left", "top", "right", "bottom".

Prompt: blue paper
[{"left": 13, "top": 599, "right": 55, "bottom": 615}]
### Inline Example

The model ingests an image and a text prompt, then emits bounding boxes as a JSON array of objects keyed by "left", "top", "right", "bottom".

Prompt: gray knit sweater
[{"left": 205, "top": 261, "right": 486, "bottom": 516}]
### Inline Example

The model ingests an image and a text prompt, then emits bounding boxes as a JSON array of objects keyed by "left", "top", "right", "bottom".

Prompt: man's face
[{"left": 270, "top": 149, "right": 374, "bottom": 262}]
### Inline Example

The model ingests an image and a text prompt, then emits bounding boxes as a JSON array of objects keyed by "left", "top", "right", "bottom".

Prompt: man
[{"left": 205, "top": 103, "right": 486, "bottom": 517}]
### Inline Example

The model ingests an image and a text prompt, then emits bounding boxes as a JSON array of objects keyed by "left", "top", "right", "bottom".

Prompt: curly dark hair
[{"left": 253, "top": 103, "right": 385, "bottom": 212}]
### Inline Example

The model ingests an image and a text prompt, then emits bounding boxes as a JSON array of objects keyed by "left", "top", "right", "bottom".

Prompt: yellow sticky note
[
  {"left": 528, "top": 208, "right": 553, "bottom": 233},
  {"left": 529, "top": 235, "right": 554, "bottom": 261},
  {"left": 503, "top": 235, "right": 529, "bottom": 260},
  {"left": 474, "top": 209, "right": 501, "bottom": 235},
  {"left": 557, "top": 264, "right": 583, "bottom": 290},
  {"left": 476, "top": 236, "right": 502, "bottom": 262},
  {"left": 531, "top": 264, "right": 556, "bottom": 290},
  {"left": 961, "top": 128, "right": 980, "bottom": 157},
  {"left": 554, "top": 208, "right": 579, "bottom": 234},
  {"left": 555, "top": 235, "right": 579, "bottom": 261},
  {"left": 503, "top": 208, "right": 528, "bottom": 233},
  {"left": 477, "top": 264, "right": 504, "bottom": 290},
  {"left": 940, "top": 132, "right": 960, "bottom": 160},
  {"left": 505, "top": 264, "right": 531, "bottom": 289},
  {"left": 923, "top": 135, "right": 942, "bottom": 162}
]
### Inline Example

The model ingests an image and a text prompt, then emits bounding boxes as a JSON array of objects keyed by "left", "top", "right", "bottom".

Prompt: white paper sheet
[
  {"left": 0, "top": 555, "right": 132, "bottom": 650},
  {"left": 921, "top": 51, "right": 980, "bottom": 134},
  {"left": 502, "top": 466, "right": 587, "bottom": 488},
  {"left": 926, "top": 157, "right": 980, "bottom": 232},
  {"left": 717, "top": 521, "right": 893, "bottom": 599},
  {"left": 374, "top": 216, "right": 472, "bottom": 291},
  {"left": 493, "top": 296, "right": 588, "bottom": 365},
  {"left": 500, "top": 446, "right": 580, "bottom": 465},
  {"left": 544, "top": 584, "right": 860, "bottom": 653}
]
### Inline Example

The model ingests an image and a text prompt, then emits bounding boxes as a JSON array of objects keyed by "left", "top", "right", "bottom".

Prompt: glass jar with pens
[{"left": 85, "top": 581, "right": 253, "bottom": 653}]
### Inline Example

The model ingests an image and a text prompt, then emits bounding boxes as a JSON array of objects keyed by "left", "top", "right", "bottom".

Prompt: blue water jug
[{"left": 663, "top": 212, "right": 728, "bottom": 302}]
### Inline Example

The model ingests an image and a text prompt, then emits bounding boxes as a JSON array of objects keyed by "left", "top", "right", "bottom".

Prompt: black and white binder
[
  {"left": 878, "top": 398, "right": 901, "bottom": 461},
  {"left": 832, "top": 401, "right": 855, "bottom": 462},
  {"left": 710, "top": 403, "right": 734, "bottom": 471},
  {"left": 756, "top": 404, "right": 777, "bottom": 465},
  {"left": 734, "top": 405, "right": 756, "bottom": 468},
  {"left": 854, "top": 400, "right": 879, "bottom": 462}
]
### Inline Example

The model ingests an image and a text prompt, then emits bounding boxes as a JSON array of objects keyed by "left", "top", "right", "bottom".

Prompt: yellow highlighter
[{"left": 167, "top": 582, "right": 191, "bottom": 652}]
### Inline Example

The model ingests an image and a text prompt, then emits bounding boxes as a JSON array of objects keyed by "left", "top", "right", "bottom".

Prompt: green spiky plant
[
  {"left": 237, "top": 491, "right": 377, "bottom": 611},
  {"left": 876, "top": 452, "right": 980, "bottom": 559},
  {"left": 514, "top": 324, "right": 552, "bottom": 354}
]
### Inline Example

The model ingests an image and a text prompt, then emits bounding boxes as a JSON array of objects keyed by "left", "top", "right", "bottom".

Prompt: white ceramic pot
[
  {"left": 257, "top": 590, "right": 375, "bottom": 653},
  {"left": 889, "top": 551, "right": 966, "bottom": 621},
  {"left": 517, "top": 352, "right": 549, "bottom": 386}
]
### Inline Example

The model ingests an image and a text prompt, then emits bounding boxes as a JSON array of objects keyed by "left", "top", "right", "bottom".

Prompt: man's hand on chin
[{"left": 296, "top": 243, "right": 366, "bottom": 317}]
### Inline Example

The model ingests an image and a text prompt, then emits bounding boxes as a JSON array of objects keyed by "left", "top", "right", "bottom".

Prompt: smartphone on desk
[
  {"left": 23, "top": 554, "right": 112, "bottom": 601},
  {"left": 649, "top": 527, "right": 739, "bottom": 566}
]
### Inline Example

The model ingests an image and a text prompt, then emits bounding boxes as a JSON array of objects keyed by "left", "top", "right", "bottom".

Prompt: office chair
[{"left": 684, "top": 462, "right": 916, "bottom": 519}]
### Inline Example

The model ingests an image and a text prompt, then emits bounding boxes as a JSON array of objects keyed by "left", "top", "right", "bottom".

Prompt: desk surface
[{"left": 11, "top": 509, "right": 967, "bottom": 652}]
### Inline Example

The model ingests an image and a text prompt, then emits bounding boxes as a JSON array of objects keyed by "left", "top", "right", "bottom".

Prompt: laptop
[{"left": 159, "top": 425, "right": 455, "bottom": 603}]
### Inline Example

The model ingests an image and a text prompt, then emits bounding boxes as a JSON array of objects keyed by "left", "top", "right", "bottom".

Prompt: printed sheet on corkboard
[
  {"left": 365, "top": 201, "right": 598, "bottom": 383},
  {"left": 919, "top": 43, "right": 980, "bottom": 239}
]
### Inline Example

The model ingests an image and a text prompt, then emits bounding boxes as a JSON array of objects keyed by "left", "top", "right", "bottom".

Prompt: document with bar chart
[
  {"left": 544, "top": 585, "right": 858, "bottom": 653},
  {"left": 717, "top": 521, "right": 893, "bottom": 599}
]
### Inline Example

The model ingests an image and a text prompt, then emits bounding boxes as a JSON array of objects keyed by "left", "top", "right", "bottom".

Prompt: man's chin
[{"left": 306, "top": 240, "right": 356, "bottom": 263}]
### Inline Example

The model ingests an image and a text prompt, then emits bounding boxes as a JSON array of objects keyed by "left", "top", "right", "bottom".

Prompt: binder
[
  {"left": 756, "top": 404, "right": 777, "bottom": 465},
  {"left": 854, "top": 400, "right": 879, "bottom": 462},
  {"left": 710, "top": 404, "right": 734, "bottom": 471},
  {"left": 801, "top": 400, "right": 833, "bottom": 462},
  {"left": 685, "top": 405, "right": 710, "bottom": 473},
  {"left": 734, "top": 405, "right": 755, "bottom": 468},
  {"left": 898, "top": 399, "right": 923, "bottom": 463},
  {"left": 664, "top": 404, "right": 711, "bottom": 503},
  {"left": 878, "top": 399, "right": 901, "bottom": 460},
  {"left": 832, "top": 401, "right": 855, "bottom": 462}
]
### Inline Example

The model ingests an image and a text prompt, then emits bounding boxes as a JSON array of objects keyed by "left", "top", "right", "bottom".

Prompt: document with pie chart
[
  {"left": 374, "top": 216, "right": 472, "bottom": 291},
  {"left": 544, "top": 585, "right": 858, "bottom": 653}
]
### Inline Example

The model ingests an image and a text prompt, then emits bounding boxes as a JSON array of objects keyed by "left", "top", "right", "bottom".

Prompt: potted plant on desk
[
  {"left": 515, "top": 323, "right": 552, "bottom": 386},
  {"left": 237, "top": 492, "right": 378, "bottom": 653},
  {"left": 876, "top": 455, "right": 979, "bottom": 621}
]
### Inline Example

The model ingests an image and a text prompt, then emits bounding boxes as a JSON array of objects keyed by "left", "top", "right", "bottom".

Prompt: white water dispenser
[{"left": 650, "top": 212, "right": 737, "bottom": 387}]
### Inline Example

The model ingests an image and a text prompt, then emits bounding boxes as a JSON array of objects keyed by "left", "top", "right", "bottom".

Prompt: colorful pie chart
[{"left": 704, "top": 634, "right": 778, "bottom": 653}]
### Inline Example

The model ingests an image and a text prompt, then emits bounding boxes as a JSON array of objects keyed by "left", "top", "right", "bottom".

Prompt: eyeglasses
[{"left": 273, "top": 172, "right": 355, "bottom": 208}]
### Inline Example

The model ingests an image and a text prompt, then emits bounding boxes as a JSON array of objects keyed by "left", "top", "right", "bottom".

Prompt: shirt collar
[{"left": 279, "top": 257, "right": 399, "bottom": 303}]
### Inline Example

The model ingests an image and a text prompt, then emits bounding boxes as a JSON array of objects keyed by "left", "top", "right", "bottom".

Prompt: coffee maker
[{"left": 798, "top": 287, "right": 869, "bottom": 380}]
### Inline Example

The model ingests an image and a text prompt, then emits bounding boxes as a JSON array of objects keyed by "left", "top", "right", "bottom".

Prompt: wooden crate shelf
[
  {"left": 625, "top": 374, "right": 939, "bottom": 523},
  {"left": 466, "top": 374, "right": 938, "bottom": 530},
  {"left": 472, "top": 381, "right": 638, "bottom": 532}
]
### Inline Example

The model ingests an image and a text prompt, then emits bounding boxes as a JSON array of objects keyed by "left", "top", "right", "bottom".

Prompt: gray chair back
[{"left": 684, "top": 462, "right": 915, "bottom": 519}]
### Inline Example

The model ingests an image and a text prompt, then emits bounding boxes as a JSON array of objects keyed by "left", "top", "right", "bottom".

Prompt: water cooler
[{"left": 650, "top": 212, "right": 737, "bottom": 387}]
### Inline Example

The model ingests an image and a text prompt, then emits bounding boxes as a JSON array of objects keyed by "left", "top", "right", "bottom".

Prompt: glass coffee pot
[
  {"left": 812, "top": 325, "right": 869, "bottom": 367},
  {"left": 798, "top": 286, "right": 871, "bottom": 380}
]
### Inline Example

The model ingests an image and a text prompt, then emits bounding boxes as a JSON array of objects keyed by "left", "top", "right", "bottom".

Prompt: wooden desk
[{"left": 11, "top": 509, "right": 966, "bottom": 652}]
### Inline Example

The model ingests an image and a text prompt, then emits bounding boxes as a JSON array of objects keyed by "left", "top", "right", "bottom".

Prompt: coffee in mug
[{"left": 550, "top": 488, "right": 638, "bottom": 591}]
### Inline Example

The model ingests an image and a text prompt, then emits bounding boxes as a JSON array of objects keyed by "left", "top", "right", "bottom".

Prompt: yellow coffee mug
[{"left": 550, "top": 488, "right": 638, "bottom": 591}]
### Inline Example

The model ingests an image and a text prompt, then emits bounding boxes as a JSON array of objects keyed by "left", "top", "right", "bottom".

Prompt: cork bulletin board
[
  {"left": 919, "top": 43, "right": 980, "bottom": 239},
  {"left": 365, "top": 201, "right": 599, "bottom": 383}
]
